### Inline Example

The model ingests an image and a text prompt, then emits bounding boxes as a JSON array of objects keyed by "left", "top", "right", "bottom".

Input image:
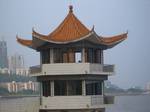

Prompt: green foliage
[
  {"left": 18, "top": 89, "right": 34, "bottom": 95},
  {"left": 127, "top": 88, "right": 143, "bottom": 93},
  {"left": 104, "top": 87, "right": 125, "bottom": 93}
]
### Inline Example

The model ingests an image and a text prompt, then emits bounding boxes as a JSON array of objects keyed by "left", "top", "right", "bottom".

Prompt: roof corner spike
[
  {"left": 32, "top": 27, "right": 35, "bottom": 32},
  {"left": 69, "top": 5, "right": 73, "bottom": 13},
  {"left": 16, "top": 34, "right": 19, "bottom": 39},
  {"left": 92, "top": 25, "right": 95, "bottom": 31},
  {"left": 126, "top": 30, "right": 128, "bottom": 34}
]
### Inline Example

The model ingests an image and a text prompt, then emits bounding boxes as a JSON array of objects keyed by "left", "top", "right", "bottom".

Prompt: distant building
[
  {"left": 9, "top": 54, "right": 25, "bottom": 74},
  {"left": 8, "top": 81, "right": 18, "bottom": 93},
  {"left": 16, "top": 68, "right": 29, "bottom": 76},
  {"left": 0, "top": 68, "right": 10, "bottom": 74},
  {"left": 0, "top": 40, "right": 8, "bottom": 68},
  {"left": 24, "top": 81, "right": 38, "bottom": 91},
  {"left": 7, "top": 81, "right": 39, "bottom": 93}
]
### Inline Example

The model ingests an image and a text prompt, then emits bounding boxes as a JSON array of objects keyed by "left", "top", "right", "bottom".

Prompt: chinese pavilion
[{"left": 17, "top": 5, "right": 127, "bottom": 112}]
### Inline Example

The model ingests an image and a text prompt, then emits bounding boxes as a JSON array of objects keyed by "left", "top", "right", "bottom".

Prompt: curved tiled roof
[
  {"left": 32, "top": 5, "right": 90, "bottom": 42},
  {"left": 17, "top": 6, "right": 127, "bottom": 49},
  {"left": 100, "top": 33, "right": 128, "bottom": 45},
  {"left": 16, "top": 35, "right": 32, "bottom": 47}
]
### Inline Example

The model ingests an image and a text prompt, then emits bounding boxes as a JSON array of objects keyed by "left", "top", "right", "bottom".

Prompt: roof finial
[
  {"left": 69, "top": 5, "right": 73, "bottom": 13},
  {"left": 126, "top": 30, "right": 129, "bottom": 34}
]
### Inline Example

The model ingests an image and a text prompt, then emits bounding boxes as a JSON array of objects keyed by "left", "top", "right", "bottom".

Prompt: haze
[{"left": 0, "top": 0, "right": 150, "bottom": 89}]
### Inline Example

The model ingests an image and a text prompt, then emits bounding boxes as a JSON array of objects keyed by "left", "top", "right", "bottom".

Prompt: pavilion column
[
  {"left": 82, "top": 48, "right": 85, "bottom": 63},
  {"left": 82, "top": 80, "right": 86, "bottom": 96},
  {"left": 96, "top": 49, "right": 101, "bottom": 63},
  {"left": 50, "top": 80, "right": 54, "bottom": 96},
  {"left": 66, "top": 81, "right": 69, "bottom": 95},
  {"left": 50, "top": 48, "right": 54, "bottom": 63},
  {"left": 39, "top": 82, "right": 43, "bottom": 105},
  {"left": 101, "top": 50, "right": 104, "bottom": 64},
  {"left": 68, "top": 48, "right": 75, "bottom": 63},
  {"left": 40, "top": 52, "right": 42, "bottom": 65},
  {"left": 101, "top": 81, "right": 105, "bottom": 96}
]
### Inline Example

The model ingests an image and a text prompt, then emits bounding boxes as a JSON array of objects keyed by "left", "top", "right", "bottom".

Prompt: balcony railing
[
  {"left": 103, "top": 65, "right": 114, "bottom": 73},
  {"left": 40, "top": 95, "right": 114, "bottom": 110},
  {"left": 30, "top": 63, "right": 114, "bottom": 76},
  {"left": 89, "top": 64, "right": 114, "bottom": 74}
]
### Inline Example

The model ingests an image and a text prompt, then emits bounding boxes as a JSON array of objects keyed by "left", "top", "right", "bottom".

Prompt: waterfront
[
  {"left": 0, "top": 96, "right": 40, "bottom": 112},
  {"left": 0, "top": 95, "right": 150, "bottom": 112},
  {"left": 106, "top": 95, "right": 150, "bottom": 112}
]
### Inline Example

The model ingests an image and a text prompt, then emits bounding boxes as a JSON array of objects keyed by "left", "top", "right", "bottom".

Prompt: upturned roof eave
[
  {"left": 17, "top": 30, "right": 127, "bottom": 49},
  {"left": 16, "top": 35, "right": 33, "bottom": 49}
]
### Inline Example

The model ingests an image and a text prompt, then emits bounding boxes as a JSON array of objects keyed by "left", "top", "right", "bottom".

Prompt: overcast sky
[{"left": 0, "top": 0, "right": 150, "bottom": 89}]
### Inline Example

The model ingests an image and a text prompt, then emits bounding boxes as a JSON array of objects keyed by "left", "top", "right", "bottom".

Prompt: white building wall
[{"left": 41, "top": 63, "right": 114, "bottom": 76}]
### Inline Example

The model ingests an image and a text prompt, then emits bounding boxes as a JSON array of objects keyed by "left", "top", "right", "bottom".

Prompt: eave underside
[{"left": 37, "top": 75, "right": 108, "bottom": 82}]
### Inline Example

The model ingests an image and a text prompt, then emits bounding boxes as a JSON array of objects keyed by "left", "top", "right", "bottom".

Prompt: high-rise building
[
  {"left": 17, "top": 6, "right": 127, "bottom": 112},
  {"left": 9, "top": 54, "right": 24, "bottom": 74},
  {"left": 0, "top": 40, "right": 8, "bottom": 68}
]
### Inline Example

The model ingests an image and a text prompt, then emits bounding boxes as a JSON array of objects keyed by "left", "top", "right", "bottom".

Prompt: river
[{"left": 106, "top": 95, "right": 150, "bottom": 112}]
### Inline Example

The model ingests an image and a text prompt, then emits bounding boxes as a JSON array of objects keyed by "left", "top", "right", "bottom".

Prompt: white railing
[
  {"left": 41, "top": 95, "right": 101, "bottom": 110},
  {"left": 30, "top": 63, "right": 114, "bottom": 76},
  {"left": 91, "top": 95, "right": 104, "bottom": 106},
  {"left": 40, "top": 95, "right": 114, "bottom": 110}
]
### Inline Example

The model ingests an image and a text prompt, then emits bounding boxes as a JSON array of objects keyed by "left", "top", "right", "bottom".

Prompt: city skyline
[
  {"left": 0, "top": 40, "right": 8, "bottom": 68},
  {"left": 0, "top": 0, "right": 150, "bottom": 89}
]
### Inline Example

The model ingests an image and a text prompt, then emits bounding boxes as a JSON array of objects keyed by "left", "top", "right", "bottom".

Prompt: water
[
  {"left": 0, "top": 96, "right": 40, "bottom": 112},
  {"left": 106, "top": 95, "right": 150, "bottom": 112},
  {"left": 0, "top": 95, "right": 150, "bottom": 112}
]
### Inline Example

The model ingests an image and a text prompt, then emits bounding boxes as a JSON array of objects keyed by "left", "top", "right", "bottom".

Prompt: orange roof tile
[
  {"left": 100, "top": 33, "right": 128, "bottom": 45},
  {"left": 17, "top": 6, "right": 127, "bottom": 49},
  {"left": 16, "top": 36, "right": 32, "bottom": 47},
  {"left": 33, "top": 5, "right": 90, "bottom": 42}
]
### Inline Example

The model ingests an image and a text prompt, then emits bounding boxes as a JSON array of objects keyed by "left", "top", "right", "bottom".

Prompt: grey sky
[{"left": 0, "top": 0, "right": 150, "bottom": 89}]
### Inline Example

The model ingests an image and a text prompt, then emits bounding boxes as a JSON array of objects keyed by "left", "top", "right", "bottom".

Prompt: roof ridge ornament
[
  {"left": 32, "top": 27, "right": 34, "bottom": 32},
  {"left": 126, "top": 30, "right": 128, "bottom": 34},
  {"left": 69, "top": 5, "right": 73, "bottom": 13}
]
